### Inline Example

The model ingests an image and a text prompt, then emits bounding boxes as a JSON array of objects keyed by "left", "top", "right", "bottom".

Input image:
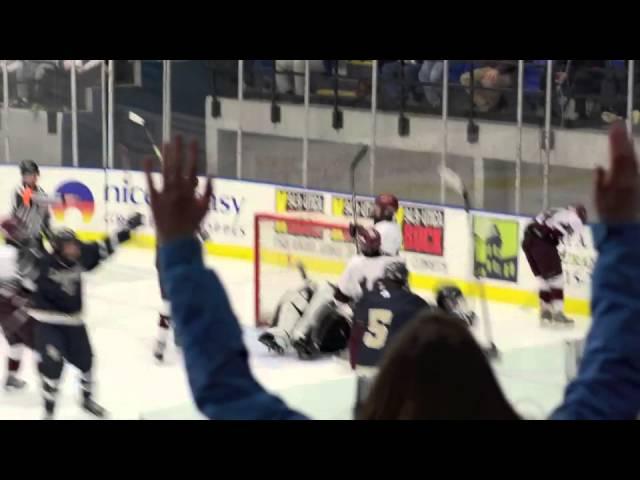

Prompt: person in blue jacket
[{"left": 147, "top": 122, "right": 640, "bottom": 420}]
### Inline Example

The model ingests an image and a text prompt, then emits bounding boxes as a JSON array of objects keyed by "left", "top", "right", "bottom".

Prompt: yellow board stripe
[{"left": 75, "top": 230, "right": 591, "bottom": 317}]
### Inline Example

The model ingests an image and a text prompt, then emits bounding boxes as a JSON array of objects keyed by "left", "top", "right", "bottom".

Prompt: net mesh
[{"left": 254, "top": 213, "right": 357, "bottom": 326}]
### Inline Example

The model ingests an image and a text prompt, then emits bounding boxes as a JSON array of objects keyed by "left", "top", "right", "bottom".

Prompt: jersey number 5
[{"left": 363, "top": 309, "right": 393, "bottom": 350}]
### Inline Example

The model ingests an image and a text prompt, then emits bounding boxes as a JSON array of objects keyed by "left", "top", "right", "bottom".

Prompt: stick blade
[
  {"left": 350, "top": 145, "right": 369, "bottom": 172},
  {"left": 296, "top": 261, "right": 308, "bottom": 282},
  {"left": 439, "top": 166, "right": 465, "bottom": 195},
  {"left": 128, "top": 111, "right": 145, "bottom": 126}
]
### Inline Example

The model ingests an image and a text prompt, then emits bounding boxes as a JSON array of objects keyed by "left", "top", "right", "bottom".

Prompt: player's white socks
[
  {"left": 7, "top": 344, "right": 23, "bottom": 373},
  {"left": 265, "top": 327, "right": 292, "bottom": 351},
  {"left": 41, "top": 375, "right": 60, "bottom": 418},
  {"left": 551, "top": 299, "right": 564, "bottom": 313},
  {"left": 80, "top": 370, "right": 93, "bottom": 400},
  {"left": 157, "top": 324, "right": 170, "bottom": 344},
  {"left": 154, "top": 315, "right": 171, "bottom": 361}
]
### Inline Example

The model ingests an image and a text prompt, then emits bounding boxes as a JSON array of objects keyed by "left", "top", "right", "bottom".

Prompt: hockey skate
[
  {"left": 153, "top": 341, "right": 166, "bottom": 363},
  {"left": 551, "top": 311, "right": 575, "bottom": 328},
  {"left": 258, "top": 332, "right": 285, "bottom": 355},
  {"left": 292, "top": 336, "right": 318, "bottom": 360},
  {"left": 82, "top": 397, "right": 107, "bottom": 419},
  {"left": 4, "top": 374, "right": 26, "bottom": 391},
  {"left": 539, "top": 308, "right": 553, "bottom": 326}
]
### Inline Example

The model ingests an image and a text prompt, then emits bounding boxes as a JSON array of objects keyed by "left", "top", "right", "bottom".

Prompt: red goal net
[{"left": 253, "top": 213, "right": 357, "bottom": 327}]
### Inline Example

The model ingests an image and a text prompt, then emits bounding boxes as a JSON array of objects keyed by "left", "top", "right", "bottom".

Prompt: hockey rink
[{"left": 0, "top": 246, "right": 590, "bottom": 420}]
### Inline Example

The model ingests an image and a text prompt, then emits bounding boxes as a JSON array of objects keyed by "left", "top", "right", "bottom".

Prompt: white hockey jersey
[
  {"left": 0, "top": 245, "right": 18, "bottom": 282},
  {"left": 374, "top": 220, "right": 402, "bottom": 256},
  {"left": 534, "top": 208, "right": 584, "bottom": 240},
  {"left": 337, "top": 254, "right": 406, "bottom": 303}
]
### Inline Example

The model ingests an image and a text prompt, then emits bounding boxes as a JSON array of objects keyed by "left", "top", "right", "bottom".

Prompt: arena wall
[{"left": 0, "top": 165, "right": 596, "bottom": 316}]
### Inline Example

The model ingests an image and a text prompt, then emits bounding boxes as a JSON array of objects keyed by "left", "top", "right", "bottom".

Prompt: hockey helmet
[
  {"left": 373, "top": 193, "right": 399, "bottom": 222},
  {"left": 383, "top": 261, "right": 409, "bottom": 287},
  {"left": 571, "top": 204, "right": 587, "bottom": 224},
  {"left": 355, "top": 225, "right": 381, "bottom": 256},
  {"left": 19, "top": 160, "right": 40, "bottom": 176},
  {"left": 436, "top": 285, "right": 476, "bottom": 327},
  {"left": 50, "top": 228, "right": 79, "bottom": 252}
]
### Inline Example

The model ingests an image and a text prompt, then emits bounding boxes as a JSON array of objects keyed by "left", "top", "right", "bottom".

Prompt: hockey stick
[
  {"left": 295, "top": 260, "right": 308, "bottom": 283},
  {"left": 350, "top": 145, "right": 369, "bottom": 253},
  {"left": 439, "top": 166, "right": 499, "bottom": 360},
  {"left": 118, "top": 143, "right": 142, "bottom": 230},
  {"left": 128, "top": 111, "right": 163, "bottom": 163}
]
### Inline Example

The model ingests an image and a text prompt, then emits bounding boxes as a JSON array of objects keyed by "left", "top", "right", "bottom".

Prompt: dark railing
[{"left": 205, "top": 60, "right": 638, "bottom": 133}]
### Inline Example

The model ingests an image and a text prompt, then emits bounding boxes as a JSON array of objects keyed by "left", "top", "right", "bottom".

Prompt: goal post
[{"left": 253, "top": 212, "right": 357, "bottom": 327}]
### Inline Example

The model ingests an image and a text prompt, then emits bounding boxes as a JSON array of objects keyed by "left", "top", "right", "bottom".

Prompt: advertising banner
[{"left": 473, "top": 215, "right": 519, "bottom": 283}]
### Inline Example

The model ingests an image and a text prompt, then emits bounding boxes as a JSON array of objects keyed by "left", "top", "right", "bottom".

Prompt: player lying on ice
[
  {"left": 258, "top": 224, "right": 476, "bottom": 360},
  {"left": 149, "top": 125, "right": 640, "bottom": 420}
]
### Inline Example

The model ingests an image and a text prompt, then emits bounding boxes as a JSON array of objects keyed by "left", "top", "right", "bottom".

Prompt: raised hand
[
  {"left": 595, "top": 122, "right": 640, "bottom": 224},
  {"left": 144, "top": 136, "right": 213, "bottom": 244}
]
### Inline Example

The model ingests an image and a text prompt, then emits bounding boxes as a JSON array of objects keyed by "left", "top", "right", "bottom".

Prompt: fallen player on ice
[{"left": 257, "top": 225, "right": 477, "bottom": 362}]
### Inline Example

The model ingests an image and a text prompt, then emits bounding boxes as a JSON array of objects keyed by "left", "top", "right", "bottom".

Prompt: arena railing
[{"left": 1, "top": 60, "right": 638, "bottom": 217}]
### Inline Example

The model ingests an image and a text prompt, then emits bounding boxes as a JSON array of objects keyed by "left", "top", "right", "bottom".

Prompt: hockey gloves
[{"left": 126, "top": 213, "right": 144, "bottom": 230}]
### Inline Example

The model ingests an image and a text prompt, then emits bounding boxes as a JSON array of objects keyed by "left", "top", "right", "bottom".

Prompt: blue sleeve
[
  {"left": 551, "top": 223, "right": 640, "bottom": 420},
  {"left": 159, "top": 237, "right": 308, "bottom": 420}
]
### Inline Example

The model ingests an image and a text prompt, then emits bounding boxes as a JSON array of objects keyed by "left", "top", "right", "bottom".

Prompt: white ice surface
[{"left": 0, "top": 247, "right": 590, "bottom": 420}]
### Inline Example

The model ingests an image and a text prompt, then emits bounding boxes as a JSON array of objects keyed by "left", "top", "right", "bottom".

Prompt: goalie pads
[{"left": 258, "top": 282, "right": 316, "bottom": 354}]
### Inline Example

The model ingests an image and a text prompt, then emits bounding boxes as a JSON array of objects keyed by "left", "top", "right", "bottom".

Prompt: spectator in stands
[
  {"left": 147, "top": 123, "right": 640, "bottom": 420},
  {"left": 275, "top": 60, "right": 326, "bottom": 97},
  {"left": 460, "top": 60, "right": 516, "bottom": 112},
  {"left": 379, "top": 60, "right": 423, "bottom": 107},
  {"left": 418, "top": 60, "right": 444, "bottom": 108},
  {"left": 12, "top": 61, "right": 58, "bottom": 108},
  {"left": 207, "top": 60, "right": 235, "bottom": 98},
  {"left": 544, "top": 60, "right": 606, "bottom": 124},
  {"left": 600, "top": 60, "right": 640, "bottom": 125}
]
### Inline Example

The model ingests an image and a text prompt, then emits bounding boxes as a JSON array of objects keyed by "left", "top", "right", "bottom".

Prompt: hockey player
[
  {"left": 350, "top": 193, "right": 402, "bottom": 256},
  {"left": 435, "top": 285, "right": 477, "bottom": 328},
  {"left": 259, "top": 226, "right": 405, "bottom": 358},
  {"left": 522, "top": 204, "right": 588, "bottom": 327},
  {"left": 29, "top": 213, "right": 143, "bottom": 419},
  {"left": 372, "top": 193, "right": 402, "bottom": 256},
  {"left": 153, "top": 226, "right": 209, "bottom": 362},
  {"left": 10, "top": 160, "right": 72, "bottom": 289},
  {"left": 0, "top": 217, "right": 37, "bottom": 390},
  {"left": 349, "top": 261, "right": 430, "bottom": 369},
  {"left": 11, "top": 160, "right": 54, "bottom": 250}
]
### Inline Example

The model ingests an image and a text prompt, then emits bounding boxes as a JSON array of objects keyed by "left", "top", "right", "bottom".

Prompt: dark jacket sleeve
[
  {"left": 551, "top": 223, "right": 640, "bottom": 420},
  {"left": 79, "top": 228, "right": 133, "bottom": 271},
  {"left": 159, "top": 237, "right": 307, "bottom": 420}
]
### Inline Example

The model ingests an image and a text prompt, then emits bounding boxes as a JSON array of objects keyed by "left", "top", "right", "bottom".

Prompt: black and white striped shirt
[{"left": 11, "top": 184, "right": 54, "bottom": 241}]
